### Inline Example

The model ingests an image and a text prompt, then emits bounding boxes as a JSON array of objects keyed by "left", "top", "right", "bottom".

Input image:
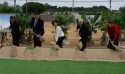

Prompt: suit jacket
[
  {"left": 10, "top": 21, "right": 21, "bottom": 35},
  {"left": 79, "top": 23, "right": 90, "bottom": 39},
  {"left": 30, "top": 18, "right": 44, "bottom": 36}
]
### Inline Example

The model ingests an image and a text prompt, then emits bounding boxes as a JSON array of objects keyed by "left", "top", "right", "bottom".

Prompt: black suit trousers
[
  {"left": 12, "top": 33, "right": 20, "bottom": 46},
  {"left": 80, "top": 37, "right": 88, "bottom": 50},
  {"left": 56, "top": 36, "right": 65, "bottom": 48},
  {"left": 107, "top": 35, "right": 119, "bottom": 50},
  {"left": 34, "top": 35, "right": 41, "bottom": 47}
]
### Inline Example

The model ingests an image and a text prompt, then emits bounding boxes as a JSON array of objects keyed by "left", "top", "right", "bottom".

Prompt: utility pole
[
  {"left": 109, "top": 0, "right": 112, "bottom": 10},
  {"left": 72, "top": 0, "right": 75, "bottom": 18},
  {"left": 14, "top": 0, "right": 16, "bottom": 13},
  {"left": 14, "top": 0, "right": 16, "bottom": 8},
  {"left": 26, "top": 0, "right": 28, "bottom": 14},
  {"left": 72, "top": 0, "right": 74, "bottom": 13}
]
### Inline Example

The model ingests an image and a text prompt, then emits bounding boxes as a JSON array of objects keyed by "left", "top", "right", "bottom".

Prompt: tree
[
  {"left": 16, "top": 5, "right": 23, "bottom": 13},
  {"left": 0, "top": 1, "right": 14, "bottom": 13},
  {"left": 99, "top": 11, "right": 125, "bottom": 42},
  {"left": 15, "top": 13, "right": 32, "bottom": 43},
  {"left": 0, "top": 1, "right": 22, "bottom": 13},
  {"left": 54, "top": 14, "right": 75, "bottom": 38},
  {"left": 119, "top": 6, "right": 125, "bottom": 14},
  {"left": 22, "top": 2, "right": 47, "bottom": 13},
  {"left": 119, "top": 6, "right": 125, "bottom": 39},
  {"left": 99, "top": 11, "right": 111, "bottom": 44}
]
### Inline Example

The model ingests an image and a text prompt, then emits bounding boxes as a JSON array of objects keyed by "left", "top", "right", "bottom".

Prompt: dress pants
[
  {"left": 12, "top": 33, "right": 20, "bottom": 46},
  {"left": 56, "top": 36, "right": 65, "bottom": 48},
  {"left": 107, "top": 35, "right": 119, "bottom": 50},
  {"left": 34, "top": 35, "right": 41, "bottom": 47},
  {"left": 79, "top": 37, "right": 88, "bottom": 51}
]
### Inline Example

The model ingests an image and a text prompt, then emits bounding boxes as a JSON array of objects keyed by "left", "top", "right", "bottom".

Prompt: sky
[{"left": 0, "top": 0, "right": 125, "bottom": 10}]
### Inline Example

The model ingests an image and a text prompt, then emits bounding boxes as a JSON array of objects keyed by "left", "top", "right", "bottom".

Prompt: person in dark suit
[
  {"left": 9, "top": 16, "right": 21, "bottom": 46},
  {"left": 30, "top": 13, "right": 44, "bottom": 47},
  {"left": 78, "top": 19, "right": 90, "bottom": 51}
]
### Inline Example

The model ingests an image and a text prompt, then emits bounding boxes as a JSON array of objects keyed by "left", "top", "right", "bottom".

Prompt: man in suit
[
  {"left": 30, "top": 13, "right": 44, "bottom": 47},
  {"left": 78, "top": 19, "right": 90, "bottom": 51}
]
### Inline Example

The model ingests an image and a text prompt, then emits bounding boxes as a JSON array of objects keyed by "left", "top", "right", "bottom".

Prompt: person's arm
[
  {"left": 38, "top": 19, "right": 44, "bottom": 36},
  {"left": 113, "top": 25, "right": 120, "bottom": 42},
  {"left": 76, "top": 24, "right": 80, "bottom": 31},
  {"left": 85, "top": 25, "right": 90, "bottom": 37},
  {"left": 79, "top": 25, "right": 83, "bottom": 38},
  {"left": 14, "top": 22, "right": 20, "bottom": 32},
  {"left": 107, "top": 25, "right": 111, "bottom": 36},
  {"left": 10, "top": 21, "right": 20, "bottom": 34},
  {"left": 55, "top": 26, "right": 61, "bottom": 42},
  {"left": 113, "top": 32, "right": 118, "bottom": 42},
  {"left": 30, "top": 18, "right": 34, "bottom": 28},
  {"left": 9, "top": 21, "right": 12, "bottom": 29}
]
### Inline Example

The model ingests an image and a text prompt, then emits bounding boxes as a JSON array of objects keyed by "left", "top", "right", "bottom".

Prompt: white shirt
[{"left": 54, "top": 26, "right": 64, "bottom": 41}]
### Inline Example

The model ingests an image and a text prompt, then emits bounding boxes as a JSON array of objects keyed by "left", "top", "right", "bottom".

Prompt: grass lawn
[{"left": 0, "top": 59, "right": 125, "bottom": 74}]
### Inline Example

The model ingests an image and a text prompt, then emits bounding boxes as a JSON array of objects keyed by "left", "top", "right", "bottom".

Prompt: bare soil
[{"left": 42, "top": 22, "right": 105, "bottom": 48}]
